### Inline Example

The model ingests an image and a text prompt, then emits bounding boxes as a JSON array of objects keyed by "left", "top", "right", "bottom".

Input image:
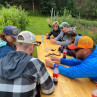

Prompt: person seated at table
[
  {"left": 58, "top": 30, "right": 77, "bottom": 58},
  {"left": 58, "top": 32, "right": 82, "bottom": 58},
  {"left": 50, "top": 22, "right": 76, "bottom": 46},
  {"left": 0, "top": 31, "right": 55, "bottom": 97},
  {"left": 0, "top": 25, "right": 19, "bottom": 58},
  {"left": 45, "top": 36, "right": 97, "bottom": 82},
  {"left": 46, "top": 21, "right": 61, "bottom": 39}
]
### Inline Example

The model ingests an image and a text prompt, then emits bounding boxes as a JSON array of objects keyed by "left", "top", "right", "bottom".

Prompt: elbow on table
[{"left": 41, "top": 84, "right": 55, "bottom": 95}]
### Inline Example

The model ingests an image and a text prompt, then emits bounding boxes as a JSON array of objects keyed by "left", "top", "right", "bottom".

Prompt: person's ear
[
  {"left": 16, "top": 43, "right": 18, "bottom": 48},
  {"left": 4, "top": 34, "right": 7, "bottom": 38},
  {"left": 30, "top": 44, "right": 34, "bottom": 51}
]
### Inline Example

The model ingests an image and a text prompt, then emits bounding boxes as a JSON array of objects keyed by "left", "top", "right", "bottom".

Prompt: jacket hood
[{"left": 0, "top": 51, "right": 32, "bottom": 80}]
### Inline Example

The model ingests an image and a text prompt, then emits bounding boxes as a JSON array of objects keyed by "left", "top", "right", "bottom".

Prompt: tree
[{"left": 40, "top": 0, "right": 56, "bottom": 15}]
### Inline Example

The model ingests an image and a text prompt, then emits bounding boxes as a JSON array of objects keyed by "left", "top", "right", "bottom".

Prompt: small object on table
[{"left": 51, "top": 49, "right": 56, "bottom": 51}]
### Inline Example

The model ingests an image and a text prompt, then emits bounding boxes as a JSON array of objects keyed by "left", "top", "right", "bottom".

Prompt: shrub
[{"left": 0, "top": 4, "right": 29, "bottom": 31}]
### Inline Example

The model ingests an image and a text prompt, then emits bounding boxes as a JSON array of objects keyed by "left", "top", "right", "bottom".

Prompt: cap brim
[
  {"left": 59, "top": 24, "right": 63, "bottom": 28},
  {"left": 68, "top": 44, "right": 79, "bottom": 49},
  {"left": 11, "top": 35, "right": 18, "bottom": 39}
]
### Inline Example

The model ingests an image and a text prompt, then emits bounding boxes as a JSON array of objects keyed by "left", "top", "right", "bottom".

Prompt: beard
[{"left": 76, "top": 55, "right": 84, "bottom": 60}]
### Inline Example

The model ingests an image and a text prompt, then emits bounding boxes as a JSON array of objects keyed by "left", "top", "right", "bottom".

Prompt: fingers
[
  {"left": 45, "top": 59, "right": 54, "bottom": 68},
  {"left": 50, "top": 55, "right": 60, "bottom": 62},
  {"left": 50, "top": 55, "right": 56, "bottom": 61}
]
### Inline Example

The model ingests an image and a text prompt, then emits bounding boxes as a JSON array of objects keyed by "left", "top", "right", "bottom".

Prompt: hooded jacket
[
  {"left": 0, "top": 51, "right": 54, "bottom": 97},
  {"left": 0, "top": 51, "right": 31, "bottom": 79}
]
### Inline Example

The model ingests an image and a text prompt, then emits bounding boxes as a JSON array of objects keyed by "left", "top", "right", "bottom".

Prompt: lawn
[{"left": 26, "top": 16, "right": 52, "bottom": 35}]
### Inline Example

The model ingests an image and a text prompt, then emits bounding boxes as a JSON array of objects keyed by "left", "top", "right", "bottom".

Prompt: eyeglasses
[
  {"left": 35, "top": 41, "right": 41, "bottom": 46},
  {"left": 53, "top": 26, "right": 58, "bottom": 28},
  {"left": 73, "top": 48, "right": 83, "bottom": 52}
]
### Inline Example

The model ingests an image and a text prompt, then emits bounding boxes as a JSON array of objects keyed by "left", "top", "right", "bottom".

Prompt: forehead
[
  {"left": 53, "top": 24, "right": 58, "bottom": 26},
  {"left": 63, "top": 26, "right": 67, "bottom": 28}
]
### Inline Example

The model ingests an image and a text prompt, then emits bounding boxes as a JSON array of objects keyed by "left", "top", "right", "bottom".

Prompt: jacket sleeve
[
  {"left": 38, "top": 59, "right": 55, "bottom": 95},
  {"left": 54, "top": 57, "right": 97, "bottom": 79},
  {"left": 54, "top": 32, "right": 62, "bottom": 41},
  {"left": 46, "top": 30, "right": 53, "bottom": 39},
  {"left": 55, "top": 39, "right": 71, "bottom": 45},
  {"left": 60, "top": 58, "right": 83, "bottom": 66}
]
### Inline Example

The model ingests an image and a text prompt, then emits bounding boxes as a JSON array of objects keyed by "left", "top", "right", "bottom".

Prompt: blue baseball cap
[{"left": 3, "top": 25, "right": 19, "bottom": 39}]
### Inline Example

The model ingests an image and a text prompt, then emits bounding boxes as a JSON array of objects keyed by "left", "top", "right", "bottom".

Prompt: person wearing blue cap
[{"left": 0, "top": 25, "right": 19, "bottom": 58}]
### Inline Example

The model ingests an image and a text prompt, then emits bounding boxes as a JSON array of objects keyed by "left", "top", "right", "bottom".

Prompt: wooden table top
[{"left": 36, "top": 35, "right": 96, "bottom": 97}]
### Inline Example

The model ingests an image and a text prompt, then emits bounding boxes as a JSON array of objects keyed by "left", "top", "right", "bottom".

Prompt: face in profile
[
  {"left": 61, "top": 26, "right": 68, "bottom": 33},
  {"left": 5, "top": 35, "right": 16, "bottom": 44},
  {"left": 73, "top": 48, "right": 84, "bottom": 60}
]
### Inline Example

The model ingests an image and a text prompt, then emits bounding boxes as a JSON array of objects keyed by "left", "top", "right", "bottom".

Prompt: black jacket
[{"left": 46, "top": 27, "right": 61, "bottom": 39}]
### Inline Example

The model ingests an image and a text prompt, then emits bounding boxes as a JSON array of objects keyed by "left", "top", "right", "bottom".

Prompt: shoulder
[
  {"left": 50, "top": 29, "right": 54, "bottom": 33},
  {"left": 0, "top": 44, "right": 14, "bottom": 51},
  {"left": 29, "top": 58, "right": 45, "bottom": 70},
  {"left": 4, "top": 44, "right": 15, "bottom": 51}
]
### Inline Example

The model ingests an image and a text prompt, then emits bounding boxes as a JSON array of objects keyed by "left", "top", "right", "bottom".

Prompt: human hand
[
  {"left": 59, "top": 45, "right": 62, "bottom": 48},
  {"left": 50, "top": 36, "right": 55, "bottom": 39},
  {"left": 50, "top": 39, "right": 55, "bottom": 44},
  {"left": 50, "top": 55, "right": 60, "bottom": 62},
  {"left": 45, "top": 59, "right": 55, "bottom": 68}
]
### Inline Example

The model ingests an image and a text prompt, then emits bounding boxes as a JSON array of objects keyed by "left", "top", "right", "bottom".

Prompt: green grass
[{"left": 26, "top": 16, "right": 52, "bottom": 35}]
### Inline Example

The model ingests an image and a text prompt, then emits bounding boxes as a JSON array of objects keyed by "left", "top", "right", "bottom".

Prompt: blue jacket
[
  {"left": 0, "top": 43, "right": 15, "bottom": 58},
  {"left": 53, "top": 45, "right": 97, "bottom": 82}
]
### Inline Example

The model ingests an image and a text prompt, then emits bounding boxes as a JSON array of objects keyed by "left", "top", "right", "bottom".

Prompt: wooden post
[
  {"left": 54, "top": 10, "right": 55, "bottom": 21},
  {"left": 32, "top": 0, "right": 34, "bottom": 12},
  {"left": 51, "top": 10, "right": 52, "bottom": 26}
]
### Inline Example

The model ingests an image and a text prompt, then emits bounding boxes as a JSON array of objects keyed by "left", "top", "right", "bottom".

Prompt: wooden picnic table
[{"left": 36, "top": 35, "right": 96, "bottom": 97}]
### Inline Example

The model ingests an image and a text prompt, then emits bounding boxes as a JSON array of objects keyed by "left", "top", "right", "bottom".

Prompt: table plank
[{"left": 36, "top": 35, "right": 96, "bottom": 97}]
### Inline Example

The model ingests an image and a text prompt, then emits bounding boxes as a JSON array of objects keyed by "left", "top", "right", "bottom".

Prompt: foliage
[
  {"left": 27, "top": 11, "right": 40, "bottom": 16},
  {"left": 1, "top": 0, "right": 97, "bottom": 19},
  {"left": 56, "top": 9, "right": 74, "bottom": 26},
  {"left": 73, "top": 0, "right": 97, "bottom": 19},
  {"left": 55, "top": 9, "right": 97, "bottom": 43},
  {"left": 40, "top": 0, "right": 56, "bottom": 15},
  {"left": 0, "top": 4, "right": 29, "bottom": 31}
]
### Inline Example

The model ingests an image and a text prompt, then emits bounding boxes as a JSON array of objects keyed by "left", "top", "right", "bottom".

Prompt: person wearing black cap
[{"left": 0, "top": 25, "right": 19, "bottom": 58}]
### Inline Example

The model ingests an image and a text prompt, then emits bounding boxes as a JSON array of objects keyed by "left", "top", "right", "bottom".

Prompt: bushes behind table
[
  {"left": 55, "top": 9, "right": 97, "bottom": 44},
  {"left": 0, "top": 4, "right": 29, "bottom": 32}
]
